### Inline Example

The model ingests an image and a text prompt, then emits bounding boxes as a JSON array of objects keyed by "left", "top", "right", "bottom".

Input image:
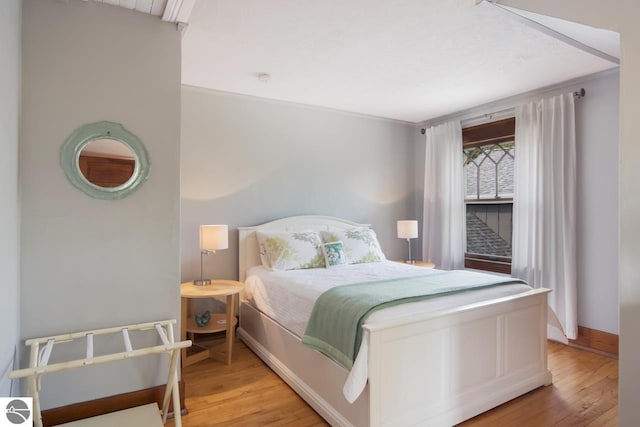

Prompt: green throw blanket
[{"left": 302, "top": 270, "right": 526, "bottom": 369}]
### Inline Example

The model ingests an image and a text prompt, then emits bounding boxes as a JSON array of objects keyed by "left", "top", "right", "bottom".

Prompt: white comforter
[{"left": 243, "top": 261, "right": 531, "bottom": 402}]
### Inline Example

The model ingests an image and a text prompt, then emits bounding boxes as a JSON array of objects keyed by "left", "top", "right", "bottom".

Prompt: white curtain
[
  {"left": 422, "top": 121, "right": 465, "bottom": 270},
  {"left": 512, "top": 93, "right": 577, "bottom": 341}
]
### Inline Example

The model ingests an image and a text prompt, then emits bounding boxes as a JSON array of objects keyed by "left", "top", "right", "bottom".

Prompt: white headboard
[{"left": 237, "top": 215, "right": 370, "bottom": 281}]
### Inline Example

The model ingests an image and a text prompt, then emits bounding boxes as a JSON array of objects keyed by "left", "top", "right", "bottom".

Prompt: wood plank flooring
[{"left": 168, "top": 340, "right": 617, "bottom": 427}]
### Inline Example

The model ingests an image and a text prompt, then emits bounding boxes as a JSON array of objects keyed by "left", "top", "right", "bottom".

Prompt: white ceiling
[
  {"left": 83, "top": 138, "right": 135, "bottom": 159},
  {"left": 111, "top": 0, "right": 619, "bottom": 123},
  {"left": 499, "top": 5, "right": 620, "bottom": 61}
]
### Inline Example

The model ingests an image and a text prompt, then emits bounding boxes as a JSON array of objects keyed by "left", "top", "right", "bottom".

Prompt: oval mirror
[
  {"left": 61, "top": 122, "right": 150, "bottom": 199},
  {"left": 78, "top": 138, "right": 136, "bottom": 188}
]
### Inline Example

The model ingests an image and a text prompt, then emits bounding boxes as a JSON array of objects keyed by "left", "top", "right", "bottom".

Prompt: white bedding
[{"left": 243, "top": 261, "right": 532, "bottom": 402}]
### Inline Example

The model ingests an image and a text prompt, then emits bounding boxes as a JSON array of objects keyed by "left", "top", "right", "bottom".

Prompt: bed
[{"left": 237, "top": 215, "right": 551, "bottom": 427}]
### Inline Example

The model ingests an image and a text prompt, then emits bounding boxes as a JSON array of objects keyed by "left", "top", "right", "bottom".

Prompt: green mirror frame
[{"left": 61, "top": 121, "right": 150, "bottom": 200}]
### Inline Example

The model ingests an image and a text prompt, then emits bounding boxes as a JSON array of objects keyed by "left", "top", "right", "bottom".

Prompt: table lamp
[
  {"left": 397, "top": 220, "right": 418, "bottom": 264},
  {"left": 195, "top": 224, "right": 228, "bottom": 286}
]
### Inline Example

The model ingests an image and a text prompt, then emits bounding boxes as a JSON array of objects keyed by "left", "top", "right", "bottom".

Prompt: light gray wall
[
  {"left": 181, "top": 86, "right": 417, "bottom": 283},
  {"left": 413, "top": 126, "right": 426, "bottom": 260},
  {"left": 574, "top": 72, "right": 619, "bottom": 334},
  {"left": 0, "top": 0, "right": 21, "bottom": 397},
  {"left": 181, "top": 73, "right": 620, "bottom": 336},
  {"left": 21, "top": 0, "right": 181, "bottom": 408},
  {"left": 414, "top": 71, "right": 620, "bottom": 335},
  {"left": 618, "top": 26, "right": 640, "bottom": 427},
  {"left": 500, "top": 5, "right": 640, "bottom": 426},
  {"left": 497, "top": 5, "right": 639, "bottom": 425}
]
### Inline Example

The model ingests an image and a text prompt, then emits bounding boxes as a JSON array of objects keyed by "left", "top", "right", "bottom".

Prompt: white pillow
[
  {"left": 255, "top": 232, "right": 272, "bottom": 269},
  {"left": 320, "top": 228, "right": 386, "bottom": 264},
  {"left": 256, "top": 231, "right": 325, "bottom": 270}
]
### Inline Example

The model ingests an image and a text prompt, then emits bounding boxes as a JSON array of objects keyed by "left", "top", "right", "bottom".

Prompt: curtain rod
[
  {"left": 420, "top": 88, "right": 586, "bottom": 134},
  {"left": 574, "top": 88, "right": 586, "bottom": 98}
]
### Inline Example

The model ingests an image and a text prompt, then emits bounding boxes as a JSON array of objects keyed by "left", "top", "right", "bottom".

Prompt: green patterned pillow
[
  {"left": 256, "top": 231, "right": 325, "bottom": 270},
  {"left": 322, "top": 241, "right": 348, "bottom": 268},
  {"left": 320, "top": 228, "right": 386, "bottom": 264}
]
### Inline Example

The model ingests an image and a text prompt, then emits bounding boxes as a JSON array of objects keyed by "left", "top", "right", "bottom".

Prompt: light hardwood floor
[{"left": 168, "top": 340, "right": 617, "bottom": 427}]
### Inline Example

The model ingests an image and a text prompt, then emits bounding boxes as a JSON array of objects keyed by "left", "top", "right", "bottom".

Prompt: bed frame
[{"left": 237, "top": 215, "right": 551, "bottom": 427}]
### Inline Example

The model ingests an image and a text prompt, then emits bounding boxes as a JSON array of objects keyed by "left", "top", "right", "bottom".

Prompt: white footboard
[
  {"left": 239, "top": 288, "right": 551, "bottom": 427},
  {"left": 366, "top": 288, "right": 551, "bottom": 426}
]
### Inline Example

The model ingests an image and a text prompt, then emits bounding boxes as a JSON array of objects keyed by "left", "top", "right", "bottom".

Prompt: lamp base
[
  {"left": 404, "top": 259, "right": 416, "bottom": 264},
  {"left": 194, "top": 279, "right": 211, "bottom": 286}
]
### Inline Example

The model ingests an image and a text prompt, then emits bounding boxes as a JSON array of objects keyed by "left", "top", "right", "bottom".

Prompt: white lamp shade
[
  {"left": 199, "top": 225, "right": 228, "bottom": 251},
  {"left": 397, "top": 220, "right": 418, "bottom": 239}
]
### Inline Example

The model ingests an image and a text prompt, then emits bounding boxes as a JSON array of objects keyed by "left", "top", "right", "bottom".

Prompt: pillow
[
  {"left": 256, "top": 231, "right": 325, "bottom": 270},
  {"left": 255, "top": 232, "right": 272, "bottom": 269},
  {"left": 322, "top": 241, "right": 348, "bottom": 268},
  {"left": 320, "top": 228, "right": 386, "bottom": 264}
]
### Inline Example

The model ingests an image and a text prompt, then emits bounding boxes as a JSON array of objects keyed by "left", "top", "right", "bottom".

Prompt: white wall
[
  {"left": 20, "top": 0, "right": 181, "bottom": 408},
  {"left": 0, "top": 0, "right": 21, "bottom": 397},
  {"left": 181, "top": 86, "right": 417, "bottom": 283},
  {"left": 491, "top": 1, "right": 637, "bottom": 424}
]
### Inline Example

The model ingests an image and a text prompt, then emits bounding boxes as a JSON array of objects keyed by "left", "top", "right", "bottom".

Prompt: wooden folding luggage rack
[{"left": 10, "top": 319, "right": 191, "bottom": 427}]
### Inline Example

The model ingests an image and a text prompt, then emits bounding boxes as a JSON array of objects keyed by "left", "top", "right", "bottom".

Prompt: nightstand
[
  {"left": 180, "top": 280, "right": 243, "bottom": 366},
  {"left": 395, "top": 260, "right": 435, "bottom": 268}
]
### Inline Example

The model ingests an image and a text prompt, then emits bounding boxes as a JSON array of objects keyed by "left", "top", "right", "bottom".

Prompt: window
[{"left": 462, "top": 117, "right": 515, "bottom": 274}]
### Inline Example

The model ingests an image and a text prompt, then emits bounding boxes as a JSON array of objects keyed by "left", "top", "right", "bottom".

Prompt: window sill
[{"left": 464, "top": 255, "right": 512, "bottom": 275}]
